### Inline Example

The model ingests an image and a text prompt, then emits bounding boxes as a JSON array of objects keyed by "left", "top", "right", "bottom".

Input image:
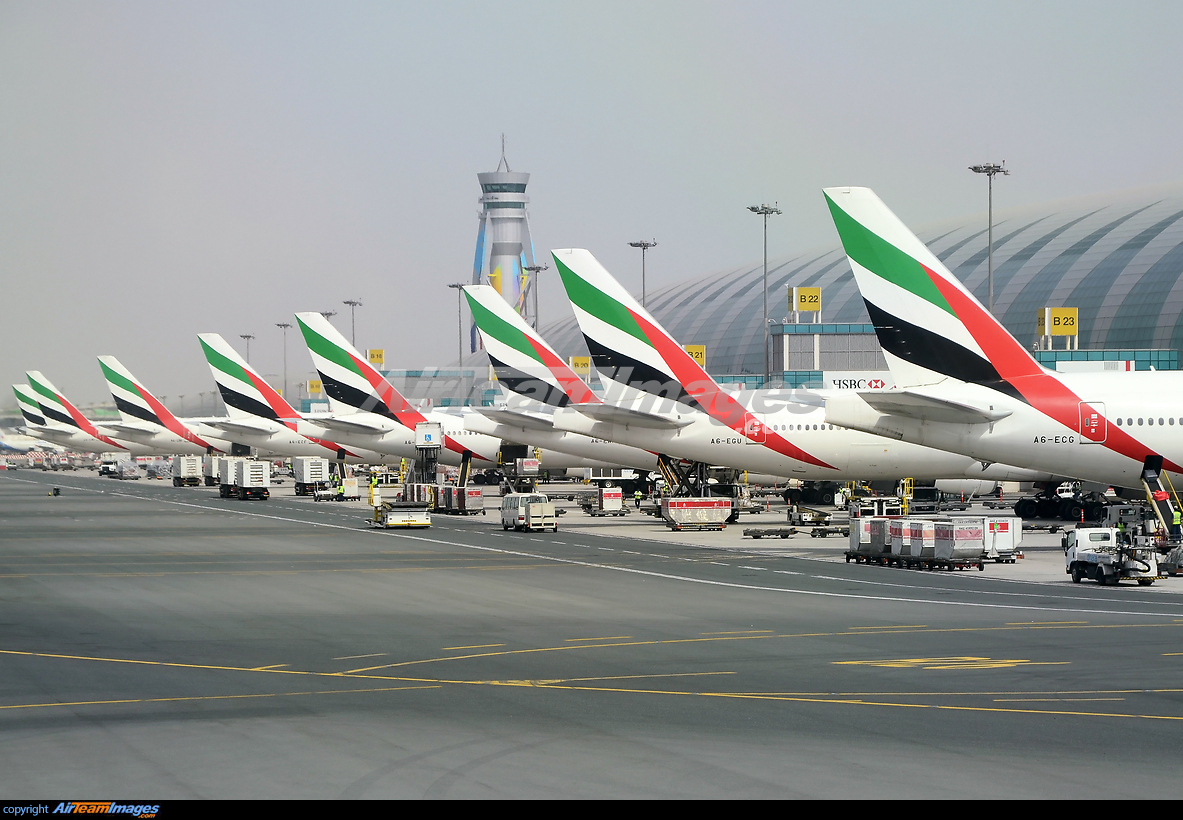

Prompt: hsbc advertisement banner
[{"left": 823, "top": 371, "right": 895, "bottom": 391}]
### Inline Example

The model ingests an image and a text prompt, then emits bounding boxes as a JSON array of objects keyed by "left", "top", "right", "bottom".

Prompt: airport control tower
[{"left": 471, "top": 140, "right": 536, "bottom": 349}]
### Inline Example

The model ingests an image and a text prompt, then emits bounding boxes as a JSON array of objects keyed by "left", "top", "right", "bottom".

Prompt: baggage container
[
  {"left": 908, "top": 519, "right": 937, "bottom": 559},
  {"left": 934, "top": 518, "right": 985, "bottom": 562},
  {"left": 660, "top": 498, "right": 730, "bottom": 531},
  {"left": 849, "top": 517, "right": 872, "bottom": 554},
  {"left": 984, "top": 516, "right": 1023, "bottom": 563},
  {"left": 599, "top": 486, "right": 623, "bottom": 513}
]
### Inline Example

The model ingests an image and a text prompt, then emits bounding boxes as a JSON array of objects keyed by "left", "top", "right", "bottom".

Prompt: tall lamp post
[
  {"left": 447, "top": 283, "right": 465, "bottom": 367},
  {"left": 523, "top": 263, "right": 548, "bottom": 329},
  {"left": 747, "top": 203, "right": 782, "bottom": 385},
  {"left": 275, "top": 322, "right": 292, "bottom": 399},
  {"left": 627, "top": 240, "right": 657, "bottom": 308},
  {"left": 239, "top": 334, "right": 255, "bottom": 364},
  {"left": 969, "top": 162, "right": 1009, "bottom": 313},
  {"left": 342, "top": 299, "right": 363, "bottom": 347}
]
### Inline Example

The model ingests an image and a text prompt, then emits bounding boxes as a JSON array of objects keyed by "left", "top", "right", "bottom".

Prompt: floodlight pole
[
  {"left": 969, "top": 162, "right": 1009, "bottom": 313},
  {"left": 524, "top": 264, "right": 549, "bottom": 329},
  {"left": 447, "top": 283, "right": 465, "bottom": 367},
  {"left": 748, "top": 203, "right": 782, "bottom": 385},
  {"left": 275, "top": 322, "right": 291, "bottom": 399},
  {"left": 343, "top": 299, "right": 363, "bottom": 347},
  {"left": 239, "top": 334, "right": 255, "bottom": 364},
  {"left": 628, "top": 240, "right": 657, "bottom": 308}
]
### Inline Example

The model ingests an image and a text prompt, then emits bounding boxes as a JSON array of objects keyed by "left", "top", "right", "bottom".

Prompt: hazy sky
[{"left": 4, "top": 1, "right": 1183, "bottom": 407}]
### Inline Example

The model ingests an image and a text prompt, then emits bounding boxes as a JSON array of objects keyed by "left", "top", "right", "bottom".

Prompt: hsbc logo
[{"left": 824, "top": 371, "right": 894, "bottom": 391}]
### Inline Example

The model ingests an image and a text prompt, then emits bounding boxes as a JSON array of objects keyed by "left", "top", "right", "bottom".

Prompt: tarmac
[{"left": 3, "top": 469, "right": 1183, "bottom": 798}]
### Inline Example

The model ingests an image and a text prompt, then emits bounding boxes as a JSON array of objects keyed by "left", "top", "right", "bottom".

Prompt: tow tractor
[{"left": 1062, "top": 504, "right": 1165, "bottom": 585}]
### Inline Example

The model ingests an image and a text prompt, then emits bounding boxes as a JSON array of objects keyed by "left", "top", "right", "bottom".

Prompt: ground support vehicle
[
  {"left": 660, "top": 498, "right": 730, "bottom": 531},
  {"left": 115, "top": 461, "right": 141, "bottom": 480},
  {"left": 581, "top": 486, "right": 628, "bottom": 517},
  {"left": 743, "top": 527, "right": 799, "bottom": 539},
  {"left": 1064, "top": 527, "right": 1163, "bottom": 585},
  {"left": 371, "top": 501, "right": 431, "bottom": 528},
  {"left": 231, "top": 459, "right": 270, "bottom": 500},
  {"left": 202, "top": 455, "right": 218, "bottom": 487},
  {"left": 292, "top": 457, "right": 331, "bottom": 496},
  {"left": 171, "top": 456, "right": 202, "bottom": 487},
  {"left": 782, "top": 481, "right": 842, "bottom": 506},
  {"left": 500, "top": 493, "right": 558, "bottom": 532}
]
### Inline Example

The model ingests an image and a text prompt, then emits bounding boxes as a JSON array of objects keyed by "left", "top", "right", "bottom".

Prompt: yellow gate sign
[
  {"left": 683, "top": 345, "right": 706, "bottom": 368},
  {"left": 793, "top": 286, "right": 822, "bottom": 313},
  {"left": 569, "top": 356, "right": 591, "bottom": 377},
  {"left": 1037, "top": 307, "right": 1078, "bottom": 336},
  {"left": 308, "top": 379, "right": 322, "bottom": 395},
  {"left": 367, "top": 349, "right": 385, "bottom": 368}
]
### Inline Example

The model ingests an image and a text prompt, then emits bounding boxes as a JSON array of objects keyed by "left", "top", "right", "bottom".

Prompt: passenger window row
[
  {"left": 769, "top": 423, "right": 836, "bottom": 431},
  {"left": 1114, "top": 417, "right": 1180, "bottom": 427}
]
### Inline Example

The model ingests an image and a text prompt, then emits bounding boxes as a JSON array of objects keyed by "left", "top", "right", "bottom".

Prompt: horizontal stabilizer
[
  {"left": 102, "top": 422, "right": 162, "bottom": 439},
  {"left": 478, "top": 407, "right": 557, "bottom": 433},
  {"left": 306, "top": 415, "right": 390, "bottom": 435},
  {"left": 207, "top": 419, "right": 277, "bottom": 436},
  {"left": 857, "top": 390, "right": 1012, "bottom": 424},
  {"left": 573, "top": 403, "right": 691, "bottom": 429}
]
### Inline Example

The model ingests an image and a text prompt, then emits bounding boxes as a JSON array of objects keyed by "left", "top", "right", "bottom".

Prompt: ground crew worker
[
  {"left": 1173, "top": 509, "right": 1181, "bottom": 540},
  {"left": 634, "top": 489, "right": 643, "bottom": 509},
  {"left": 1117, "top": 520, "right": 1127, "bottom": 544}
]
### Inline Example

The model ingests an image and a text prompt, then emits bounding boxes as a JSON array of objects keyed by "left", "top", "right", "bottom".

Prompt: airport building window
[
  {"left": 482, "top": 183, "right": 528, "bottom": 193},
  {"left": 484, "top": 201, "right": 525, "bottom": 209}
]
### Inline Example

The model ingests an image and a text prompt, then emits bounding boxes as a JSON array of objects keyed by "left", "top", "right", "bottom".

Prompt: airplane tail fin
[
  {"left": 463, "top": 284, "right": 600, "bottom": 407},
  {"left": 98, "top": 356, "right": 214, "bottom": 449},
  {"left": 198, "top": 334, "right": 300, "bottom": 422},
  {"left": 551, "top": 249, "right": 835, "bottom": 468},
  {"left": 552, "top": 248, "right": 727, "bottom": 412},
  {"left": 25, "top": 370, "right": 124, "bottom": 448},
  {"left": 13, "top": 385, "right": 46, "bottom": 427},
  {"left": 294, "top": 312, "right": 423, "bottom": 426},
  {"left": 823, "top": 186, "right": 1044, "bottom": 393}
]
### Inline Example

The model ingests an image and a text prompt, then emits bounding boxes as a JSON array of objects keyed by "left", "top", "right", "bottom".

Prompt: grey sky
[{"left": 3, "top": 1, "right": 1182, "bottom": 407}]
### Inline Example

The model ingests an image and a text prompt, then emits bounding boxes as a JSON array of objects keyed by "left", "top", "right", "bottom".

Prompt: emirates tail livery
[
  {"left": 24, "top": 371, "right": 153, "bottom": 455},
  {"left": 822, "top": 186, "right": 1183, "bottom": 497},
  {"left": 97, "top": 356, "right": 236, "bottom": 456},
  {"left": 460, "top": 285, "right": 660, "bottom": 471},
  {"left": 293, "top": 311, "right": 500, "bottom": 465},
  {"left": 198, "top": 333, "right": 393, "bottom": 463},
  {"left": 546, "top": 248, "right": 1050, "bottom": 491}
]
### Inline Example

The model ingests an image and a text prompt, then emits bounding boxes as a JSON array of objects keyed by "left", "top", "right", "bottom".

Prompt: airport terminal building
[{"left": 538, "top": 183, "right": 1183, "bottom": 388}]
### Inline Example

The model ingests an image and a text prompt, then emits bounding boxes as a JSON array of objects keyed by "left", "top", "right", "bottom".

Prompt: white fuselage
[
  {"left": 826, "top": 369, "right": 1183, "bottom": 490},
  {"left": 554, "top": 379, "right": 1051, "bottom": 483}
]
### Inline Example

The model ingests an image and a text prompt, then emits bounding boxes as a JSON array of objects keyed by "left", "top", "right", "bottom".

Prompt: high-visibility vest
[{"left": 1174, "top": 510, "right": 1181, "bottom": 526}]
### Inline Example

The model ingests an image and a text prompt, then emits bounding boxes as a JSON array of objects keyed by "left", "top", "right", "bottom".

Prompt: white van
[{"left": 501, "top": 493, "right": 557, "bottom": 532}]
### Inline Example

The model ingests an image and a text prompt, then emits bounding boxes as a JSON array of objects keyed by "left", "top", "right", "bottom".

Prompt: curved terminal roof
[{"left": 537, "top": 183, "right": 1183, "bottom": 375}]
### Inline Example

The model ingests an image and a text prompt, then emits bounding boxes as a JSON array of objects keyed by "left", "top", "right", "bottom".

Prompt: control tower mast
[{"left": 472, "top": 137, "right": 536, "bottom": 349}]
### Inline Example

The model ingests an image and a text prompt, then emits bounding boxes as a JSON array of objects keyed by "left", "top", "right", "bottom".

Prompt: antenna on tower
[{"left": 497, "top": 133, "right": 511, "bottom": 172}]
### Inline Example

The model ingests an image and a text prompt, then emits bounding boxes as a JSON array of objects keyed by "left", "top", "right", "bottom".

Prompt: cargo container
[{"left": 660, "top": 498, "right": 730, "bottom": 531}]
